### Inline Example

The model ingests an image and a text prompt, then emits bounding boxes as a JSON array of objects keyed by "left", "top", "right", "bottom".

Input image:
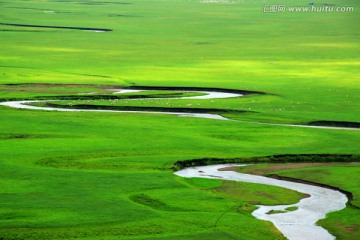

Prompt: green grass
[
  {"left": 265, "top": 206, "right": 299, "bottom": 215},
  {"left": 213, "top": 180, "right": 305, "bottom": 206},
  {"left": 1, "top": 0, "right": 359, "bottom": 239}
]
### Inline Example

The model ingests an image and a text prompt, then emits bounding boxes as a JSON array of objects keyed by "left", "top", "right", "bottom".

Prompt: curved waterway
[
  {"left": 0, "top": 100, "right": 227, "bottom": 120},
  {"left": 0, "top": 88, "right": 358, "bottom": 130},
  {"left": 111, "top": 88, "right": 242, "bottom": 99},
  {"left": 175, "top": 164, "right": 347, "bottom": 240}
]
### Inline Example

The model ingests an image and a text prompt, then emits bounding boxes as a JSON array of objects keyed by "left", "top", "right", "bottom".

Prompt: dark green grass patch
[
  {"left": 130, "top": 194, "right": 185, "bottom": 212},
  {"left": 213, "top": 181, "right": 306, "bottom": 206},
  {"left": 266, "top": 210, "right": 287, "bottom": 215},
  {"left": 266, "top": 206, "right": 298, "bottom": 215}
]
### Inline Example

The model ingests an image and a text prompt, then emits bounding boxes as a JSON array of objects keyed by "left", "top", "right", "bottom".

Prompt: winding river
[
  {"left": 0, "top": 88, "right": 353, "bottom": 239},
  {"left": 0, "top": 88, "right": 358, "bottom": 130},
  {"left": 175, "top": 164, "right": 347, "bottom": 240}
]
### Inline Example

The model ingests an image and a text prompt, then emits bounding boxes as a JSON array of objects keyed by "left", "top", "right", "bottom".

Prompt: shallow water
[
  {"left": 112, "top": 89, "right": 145, "bottom": 94},
  {"left": 175, "top": 164, "right": 347, "bottom": 240},
  {"left": 111, "top": 89, "right": 243, "bottom": 99},
  {"left": 0, "top": 100, "right": 228, "bottom": 120}
]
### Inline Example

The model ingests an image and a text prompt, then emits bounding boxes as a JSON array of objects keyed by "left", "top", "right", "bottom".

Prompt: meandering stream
[
  {"left": 175, "top": 164, "right": 347, "bottom": 240},
  {"left": 0, "top": 88, "right": 358, "bottom": 130}
]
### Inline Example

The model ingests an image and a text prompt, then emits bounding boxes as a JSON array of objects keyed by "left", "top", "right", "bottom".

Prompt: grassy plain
[{"left": 0, "top": 0, "right": 359, "bottom": 239}]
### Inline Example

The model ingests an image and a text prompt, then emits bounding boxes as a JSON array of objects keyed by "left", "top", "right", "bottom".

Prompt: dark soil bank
[
  {"left": 0, "top": 22, "right": 113, "bottom": 32},
  {"left": 125, "top": 86, "right": 265, "bottom": 95},
  {"left": 172, "top": 154, "right": 360, "bottom": 170},
  {"left": 45, "top": 102, "right": 249, "bottom": 114},
  {"left": 308, "top": 121, "right": 360, "bottom": 128}
]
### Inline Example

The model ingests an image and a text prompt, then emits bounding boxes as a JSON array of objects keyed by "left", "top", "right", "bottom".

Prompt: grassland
[{"left": 1, "top": 0, "right": 359, "bottom": 239}]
